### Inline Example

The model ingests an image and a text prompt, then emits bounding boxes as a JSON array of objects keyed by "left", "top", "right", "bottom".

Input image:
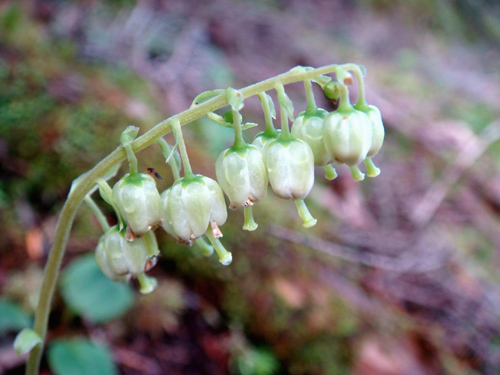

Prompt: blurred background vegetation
[{"left": 1, "top": 0, "right": 500, "bottom": 374}]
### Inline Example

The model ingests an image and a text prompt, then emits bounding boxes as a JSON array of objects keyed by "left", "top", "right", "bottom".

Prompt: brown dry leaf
[
  {"left": 354, "top": 335, "right": 435, "bottom": 375},
  {"left": 273, "top": 277, "right": 306, "bottom": 309},
  {"left": 25, "top": 227, "right": 43, "bottom": 260}
]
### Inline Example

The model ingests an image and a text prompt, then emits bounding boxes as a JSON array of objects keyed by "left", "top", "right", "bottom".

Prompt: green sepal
[
  {"left": 120, "top": 125, "right": 139, "bottom": 146},
  {"left": 157, "top": 139, "right": 181, "bottom": 172},
  {"left": 14, "top": 328, "right": 42, "bottom": 356},
  {"left": 97, "top": 179, "right": 114, "bottom": 207},
  {"left": 226, "top": 87, "right": 244, "bottom": 111},
  {"left": 258, "top": 92, "right": 276, "bottom": 119},
  {"left": 311, "top": 74, "right": 332, "bottom": 89},
  {"left": 207, "top": 112, "right": 257, "bottom": 130},
  {"left": 190, "top": 89, "right": 224, "bottom": 108}
]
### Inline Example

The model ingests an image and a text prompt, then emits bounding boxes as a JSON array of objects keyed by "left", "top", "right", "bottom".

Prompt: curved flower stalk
[
  {"left": 112, "top": 126, "right": 162, "bottom": 237},
  {"left": 263, "top": 83, "right": 317, "bottom": 228},
  {"left": 160, "top": 120, "right": 231, "bottom": 265},
  {"left": 216, "top": 88, "right": 268, "bottom": 231},
  {"left": 252, "top": 92, "right": 280, "bottom": 151},
  {"left": 291, "top": 79, "right": 338, "bottom": 180},
  {"left": 323, "top": 68, "right": 373, "bottom": 181},
  {"left": 341, "top": 63, "right": 385, "bottom": 177},
  {"left": 20, "top": 63, "right": 384, "bottom": 375}
]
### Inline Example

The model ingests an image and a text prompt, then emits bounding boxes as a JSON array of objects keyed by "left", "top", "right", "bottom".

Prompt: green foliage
[
  {"left": 60, "top": 255, "right": 135, "bottom": 323},
  {"left": 236, "top": 347, "right": 280, "bottom": 375},
  {"left": 0, "top": 299, "right": 31, "bottom": 334},
  {"left": 0, "top": 3, "right": 23, "bottom": 33},
  {"left": 48, "top": 339, "right": 118, "bottom": 375},
  {"left": 13, "top": 328, "right": 41, "bottom": 356}
]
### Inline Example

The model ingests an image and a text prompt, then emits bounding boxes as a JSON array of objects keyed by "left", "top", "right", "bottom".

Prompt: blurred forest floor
[{"left": 1, "top": 1, "right": 500, "bottom": 374}]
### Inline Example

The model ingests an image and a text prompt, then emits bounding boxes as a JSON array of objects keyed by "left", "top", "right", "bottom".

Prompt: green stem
[
  {"left": 349, "top": 165, "right": 365, "bottom": 181},
  {"left": 83, "top": 196, "right": 110, "bottom": 232},
  {"left": 195, "top": 237, "right": 214, "bottom": 256},
  {"left": 303, "top": 79, "right": 317, "bottom": 113},
  {"left": 25, "top": 63, "right": 344, "bottom": 375},
  {"left": 323, "top": 164, "right": 338, "bottom": 180},
  {"left": 335, "top": 67, "right": 353, "bottom": 113},
  {"left": 137, "top": 273, "right": 157, "bottom": 294},
  {"left": 337, "top": 82, "right": 352, "bottom": 113},
  {"left": 157, "top": 138, "right": 181, "bottom": 181},
  {"left": 143, "top": 231, "right": 159, "bottom": 257},
  {"left": 123, "top": 143, "right": 138, "bottom": 175},
  {"left": 294, "top": 199, "right": 317, "bottom": 228},
  {"left": 364, "top": 157, "right": 381, "bottom": 177},
  {"left": 172, "top": 119, "right": 194, "bottom": 179},
  {"left": 96, "top": 179, "right": 125, "bottom": 230},
  {"left": 279, "top": 102, "right": 291, "bottom": 139},
  {"left": 242, "top": 206, "right": 258, "bottom": 231},
  {"left": 232, "top": 109, "right": 246, "bottom": 149},
  {"left": 341, "top": 63, "right": 368, "bottom": 110},
  {"left": 205, "top": 228, "right": 232, "bottom": 266},
  {"left": 257, "top": 92, "right": 278, "bottom": 137}
]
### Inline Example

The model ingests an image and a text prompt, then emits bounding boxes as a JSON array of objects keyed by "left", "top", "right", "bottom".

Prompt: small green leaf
[
  {"left": 311, "top": 74, "right": 332, "bottom": 89},
  {"left": 258, "top": 93, "right": 276, "bottom": 119},
  {"left": 60, "top": 255, "right": 135, "bottom": 323},
  {"left": 13, "top": 328, "right": 42, "bottom": 356},
  {"left": 48, "top": 339, "right": 117, "bottom": 375},
  {"left": 226, "top": 87, "right": 244, "bottom": 111},
  {"left": 0, "top": 299, "right": 31, "bottom": 334},
  {"left": 190, "top": 89, "right": 224, "bottom": 108},
  {"left": 236, "top": 347, "right": 280, "bottom": 375},
  {"left": 206, "top": 112, "right": 256, "bottom": 130},
  {"left": 120, "top": 125, "right": 139, "bottom": 145},
  {"left": 97, "top": 179, "right": 114, "bottom": 207},
  {"left": 207, "top": 112, "right": 232, "bottom": 127},
  {"left": 242, "top": 122, "right": 259, "bottom": 130},
  {"left": 275, "top": 83, "right": 294, "bottom": 121}
]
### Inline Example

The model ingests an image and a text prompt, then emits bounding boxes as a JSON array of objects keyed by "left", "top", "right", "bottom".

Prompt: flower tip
[
  {"left": 138, "top": 274, "right": 157, "bottom": 294},
  {"left": 303, "top": 218, "right": 317, "bottom": 228},
  {"left": 349, "top": 165, "right": 365, "bottom": 181},
  {"left": 366, "top": 168, "right": 381, "bottom": 178},
  {"left": 218, "top": 252, "right": 233, "bottom": 266},
  {"left": 243, "top": 222, "right": 258, "bottom": 231}
]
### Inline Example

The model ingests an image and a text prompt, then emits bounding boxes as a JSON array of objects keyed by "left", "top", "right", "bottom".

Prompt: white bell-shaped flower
[
  {"left": 216, "top": 144, "right": 268, "bottom": 209},
  {"left": 112, "top": 173, "right": 161, "bottom": 236},
  {"left": 161, "top": 175, "right": 227, "bottom": 245},
  {"left": 95, "top": 226, "right": 159, "bottom": 282}
]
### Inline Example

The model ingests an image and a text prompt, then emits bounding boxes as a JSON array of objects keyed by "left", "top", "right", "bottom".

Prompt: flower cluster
[{"left": 87, "top": 64, "right": 384, "bottom": 293}]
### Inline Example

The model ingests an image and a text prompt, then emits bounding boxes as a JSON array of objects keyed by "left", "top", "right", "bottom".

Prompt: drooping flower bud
[
  {"left": 216, "top": 144, "right": 268, "bottom": 210},
  {"left": 264, "top": 138, "right": 314, "bottom": 200},
  {"left": 323, "top": 109, "right": 373, "bottom": 167},
  {"left": 112, "top": 173, "right": 162, "bottom": 236},
  {"left": 252, "top": 130, "right": 281, "bottom": 151},
  {"left": 95, "top": 226, "right": 159, "bottom": 282},
  {"left": 363, "top": 105, "right": 384, "bottom": 158},
  {"left": 291, "top": 108, "right": 330, "bottom": 166},
  {"left": 359, "top": 104, "right": 385, "bottom": 177},
  {"left": 161, "top": 175, "right": 227, "bottom": 245}
]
